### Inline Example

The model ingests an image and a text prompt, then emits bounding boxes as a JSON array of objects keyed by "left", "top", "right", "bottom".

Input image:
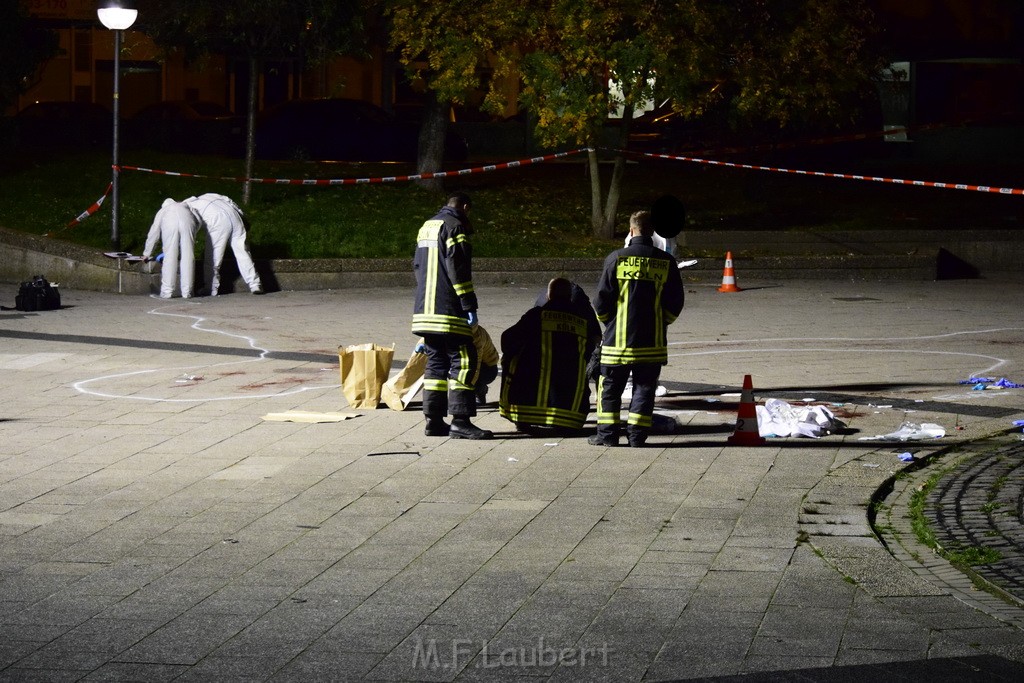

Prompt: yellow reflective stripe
[
  {"left": 600, "top": 346, "right": 668, "bottom": 365},
  {"left": 453, "top": 281, "right": 475, "bottom": 295},
  {"left": 615, "top": 256, "right": 669, "bottom": 282},
  {"left": 627, "top": 412, "right": 652, "bottom": 427},
  {"left": 500, "top": 356, "right": 517, "bottom": 407},
  {"left": 595, "top": 374, "right": 621, "bottom": 425},
  {"left": 654, "top": 283, "right": 665, "bottom": 347},
  {"left": 454, "top": 344, "right": 473, "bottom": 388},
  {"left": 424, "top": 246, "right": 438, "bottom": 315},
  {"left": 615, "top": 282, "right": 628, "bottom": 350},
  {"left": 411, "top": 314, "right": 472, "bottom": 336},
  {"left": 424, "top": 379, "right": 448, "bottom": 392},
  {"left": 536, "top": 328, "right": 552, "bottom": 407},
  {"left": 499, "top": 404, "right": 587, "bottom": 428},
  {"left": 571, "top": 336, "right": 587, "bottom": 411},
  {"left": 416, "top": 221, "right": 444, "bottom": 315},
  {"left": 540, "top": 311, "right": 587, "bottom": 338},
  {"left": 416, "top": 220, "right": 443, "bottom": 241}
]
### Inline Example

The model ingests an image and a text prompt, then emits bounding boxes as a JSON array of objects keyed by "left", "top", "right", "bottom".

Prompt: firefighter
[
  {"left": 411, "top": 192, "right": 492, "bottom": 439},
  {"left": 591, "top": 210, "right": 684, "bottom": 447},
  {"left": 142, "top": 198, "right": 201, "bottom": 299},
  {"left": 471, "top": 323, "right": 500, "bottom": 406},
  {"left": 500, "top": 278, "right": 598, "bottom": 434}
]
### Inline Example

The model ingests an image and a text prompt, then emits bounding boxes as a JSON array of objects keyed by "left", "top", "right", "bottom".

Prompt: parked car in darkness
[
  {"left": 14, "top": 101, "right": 112, "bottom": 150},
  {"left": 127, "top": 100, "right": 243, "bottom": 155},
  {"left": 254, "top": 98, "right": 469, "bottom": 162}
]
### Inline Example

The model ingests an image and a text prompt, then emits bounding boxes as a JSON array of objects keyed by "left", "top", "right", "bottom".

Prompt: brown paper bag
[
  {"left": 338, "top": 343, "right": 395, "bottom": 409},
  {"left": 381, "top": 350, "right": 427, "bottom": 411}
]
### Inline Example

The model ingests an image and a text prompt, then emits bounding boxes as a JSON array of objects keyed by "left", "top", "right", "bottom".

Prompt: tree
[
  {"left": 517, "top": 0, "right": 887, "bottom": 238},
  {"left": 386, "top": 0, "right": 520, "bottom": 191},
  {"left": 136, "top": 0, "right": 365, "bottom": 203},
  {"left": 0, "top": 3, "right": 60, "bottom": 111},
  {"left": 386, "top": 1, "right": 884, "bottom": 237}
]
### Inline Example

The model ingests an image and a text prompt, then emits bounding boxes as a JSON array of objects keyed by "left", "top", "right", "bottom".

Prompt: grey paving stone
[
  {"left": 81, "top": 662, "right": 190, "bottom": 682},
  {"left": 4, "top": 283, "right": 1024, "bottom": 680}
]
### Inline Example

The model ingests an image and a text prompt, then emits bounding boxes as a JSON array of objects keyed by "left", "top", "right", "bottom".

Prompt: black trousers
[
  {"left": 595, "top": 363, "right": 661, "bottom": 439},
  {"left": 421, "top": 333, "right": 479, "bottom": 419}
]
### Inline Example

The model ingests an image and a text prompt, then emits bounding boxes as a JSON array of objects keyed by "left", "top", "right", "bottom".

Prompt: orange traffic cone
[
  {"left": 727, "top": 374, "right": 766, "bottom": 446},
  {"left": 717, "top": 251, "right": 741, "bottom": 293}
]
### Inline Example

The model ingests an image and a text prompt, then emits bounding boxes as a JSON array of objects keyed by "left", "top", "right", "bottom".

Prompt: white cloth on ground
[{"left": 755, "top": 398, "right": 845, "bottom": 438}]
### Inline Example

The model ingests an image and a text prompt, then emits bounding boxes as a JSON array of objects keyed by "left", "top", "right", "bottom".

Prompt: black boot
[
  {"left": 588, "top": 426, "right": 620, "bottom": 447},
  {"left": 424, "top": 417, "right": 450, "bottom": 437},
  {"left": 423, "top": 388, "right": 449, "bottom": 436},
  {"left": 450, "top": 417, "right": 493, "bottom": 440}
]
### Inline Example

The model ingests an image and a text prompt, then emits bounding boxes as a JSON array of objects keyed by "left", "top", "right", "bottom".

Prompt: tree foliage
[
  {"left": 513, "top": 0, "right": 887, "bottom": 237},
  {"left": 387, "top": 0, "right": 885, "bottom": 236},
  {"left": 0, "top": 3, "right": 60, "bottom": 111},
  {"left": 385, "top": 0, "right": 521, "bottom": 188},
  {"left": 135, "top": 0, "right": 366, "bottom": 202},
  {"left": 136, "top": 0, "right": 365, "bottom": 64}
]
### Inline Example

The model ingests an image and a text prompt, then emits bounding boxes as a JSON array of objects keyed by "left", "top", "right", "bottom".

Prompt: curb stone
[{"left": 873, "top": 435, "right": 1024, "bottom": 631}]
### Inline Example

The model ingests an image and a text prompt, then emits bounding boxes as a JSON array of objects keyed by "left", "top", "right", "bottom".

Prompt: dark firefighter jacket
[
  {"left": 499, "top": 299, "right": 597, "bottom": 429},
  {"left": 412, "top": 206, "right": 477, "bottom": 337},
  {"left": 593, "top": 235, "right": 684, "bottom": 365}
]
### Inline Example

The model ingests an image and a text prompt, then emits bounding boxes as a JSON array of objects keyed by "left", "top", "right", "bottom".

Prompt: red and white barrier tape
[
  {"left": 120, "top": 148, "right": 589, "bottom": 186},
  {"left": 57, "top": 183, "right": 112, "bottom": 233},
  {"left": 661, "top": 109, "right": 1022, "bottom": 158},
  {"left": 618, "top": 149, "right": 1024, "bottom": 196},
  {"left": 64, "top": 150, "right": 588, "bottom": 227},
  {"left": 66, "top": 142, "right": 1022, "bottom": 229}
]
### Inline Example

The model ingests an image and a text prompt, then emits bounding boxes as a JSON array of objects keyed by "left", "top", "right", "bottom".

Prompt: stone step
[{"left": 0, "top": 226, "right": 1012, "bottom": 295}]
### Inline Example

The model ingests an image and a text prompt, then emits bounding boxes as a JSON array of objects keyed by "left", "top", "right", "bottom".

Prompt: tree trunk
[
  {"left": 242, "top": 56, "right": 260, "bottom": 206},
  {"left": 590, "top": 102, "right": 636, "bottom": 239},
  {"left": 416, "top": 91, "right": 447, "bottom": 193},
  {"left": 587, "top": 148, "right": 607, "bottom": 238}
]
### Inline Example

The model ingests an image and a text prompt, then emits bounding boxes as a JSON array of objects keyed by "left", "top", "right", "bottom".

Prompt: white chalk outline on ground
[
  {"left": 71, "top": 310, "right": 1020, "bottom": 405},
  {"left": 72, "top": 306, "right": 340, "bottom": 403},
  {"left": 669, "top": 326, "right": 1022, "bottom": 402}
]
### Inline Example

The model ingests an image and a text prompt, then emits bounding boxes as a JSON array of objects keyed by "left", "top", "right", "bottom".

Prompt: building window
[{"left": 74, "top": 30, "right": 92, "bottom": 73}]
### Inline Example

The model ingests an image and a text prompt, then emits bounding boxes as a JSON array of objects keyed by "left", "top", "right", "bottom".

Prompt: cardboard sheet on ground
[{"left": 262, "top": 410, "right": 360, "bottom": 423}]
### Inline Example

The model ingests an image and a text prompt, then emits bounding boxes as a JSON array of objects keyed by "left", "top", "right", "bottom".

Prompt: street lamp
[{"left": 97, "top": 0, "right": 138, "bottom": 251}]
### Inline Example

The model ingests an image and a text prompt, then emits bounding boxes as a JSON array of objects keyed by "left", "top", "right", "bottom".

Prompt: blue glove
[
  {"left": 467, "top": 311, "right": 478, "bottom": 327},
  {"left": 155, "top": 253, "right": 165, "bottom": 263},
  {"left": 413, "top": 342, "right": 426, "bottom": 354}
]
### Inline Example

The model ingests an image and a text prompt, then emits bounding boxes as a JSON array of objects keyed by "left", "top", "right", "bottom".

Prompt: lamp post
[{"left": 97, "top": 1, "right": 138, "bottom": 251}]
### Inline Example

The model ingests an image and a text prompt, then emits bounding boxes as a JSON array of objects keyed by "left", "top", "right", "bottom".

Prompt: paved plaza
[{"left": 1, "top": 276, "right": 1024, "bottom": 681}]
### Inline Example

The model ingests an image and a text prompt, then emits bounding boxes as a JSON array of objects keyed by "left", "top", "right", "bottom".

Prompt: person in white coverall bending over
[
  {"left": 142, "top": 198, "right": 201, "bottom": 299},
  {"left": 184, "top": 193, "right": 263, "bottom": 295}
]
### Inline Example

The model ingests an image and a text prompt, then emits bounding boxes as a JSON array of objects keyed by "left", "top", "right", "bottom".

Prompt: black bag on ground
[{"left": 15, "top": 275, "right": 61, "bottom": 311}]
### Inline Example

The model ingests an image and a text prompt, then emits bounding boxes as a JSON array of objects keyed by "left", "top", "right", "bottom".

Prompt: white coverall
[
  {"left": 143, "top": 199, "right": 201, "bottom": 298},
  {"left": 184, "top": 193, "right": 263, "bottom": 295}
]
